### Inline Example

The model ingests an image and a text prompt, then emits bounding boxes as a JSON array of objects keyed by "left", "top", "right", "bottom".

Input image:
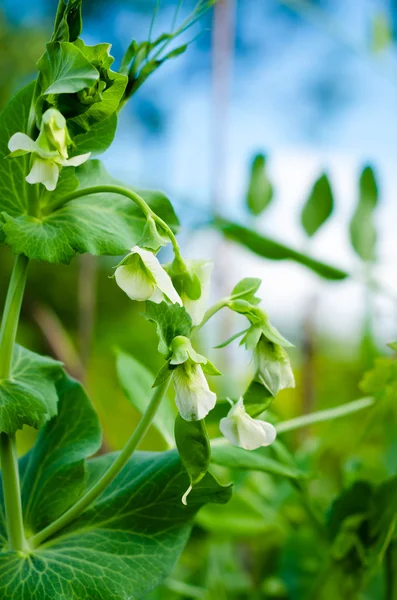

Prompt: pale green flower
[
  {"left": 115, "top": 246, "right": 182, "bottom": 305},
  {"left": 180, "top": 260, "right": 213, "bottom": 326},
  {"left": 254, "top": 336, "right": 295, "bottom": 396},
  {"left": 220, "top": 398, "right": 276, "bottom": 450},
  {"left": 8, "top": 108, "right": 90, "bottom": 191}
]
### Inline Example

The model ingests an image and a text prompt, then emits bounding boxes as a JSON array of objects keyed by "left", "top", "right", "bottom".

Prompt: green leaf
[
  {"left": 20, "top": 375, "right": 101, "bottom": 533},
  {"left": 211, "top": 444, "right": 305, "bottom": 480},
  {"left": 66, "top": 40, "right": 127, "bottom": 134},
  {"left": 144, "top": 301, "right": 193, "bottom": 357},
  {"left": 349, "top": 165, "right": 379, "bottom": 262},
  {"left": 215, "top": 218, "right": 349, "bottom": 280},
  {"left": 0, "top": 345, "right": 63, "bottom": 435},
  {"left": 246, "top": 154, "right": 273, "bottom": 216},
  {"left": 52, "top": 0, "right": 83, "bottom": 43},
  {"left": 37, "top": 42, "right": 99, "bottom": 96},
  {"left": 230, "top": 277, "right": 261, "bottom": 304},
  {"left": 301, "top": 173, "right": 334, "bottom": 237},
  {"left": 360, "top": 357, "right": 397, "bottom": 403},
  {"left": 71, "top": 112, "right": 117, "bottom": 156},
  {"left": 1, "top": 159, "right": 179, "bottom": 264},
  {"left": 175, "top": 415, "right": 211, "bottom": 496},
  {"left": 0, "top": 451, "right": 231, "bottom": 599},
  {"left": 116, "top": 349, "right": 175, "bottom": 447},
  {"left": 243, "top": 380, "right": 274, "bottom": 418}
]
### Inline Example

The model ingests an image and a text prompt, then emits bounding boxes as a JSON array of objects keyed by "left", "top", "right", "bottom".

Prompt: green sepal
[
  {"left": 228, "top": 301, "right": 293, "bottom": 348},
  {"left": 175, "top": 414, "right": 211, "bottom": 503},
  {"left": 202, "top": 359, "right": 222, "bottom": 377},
  {"left": 214, "top": 328, "right": 249, "bottom": 349},
  {"left": 152, "top": 360, "right": 174, "bottom": 388}
]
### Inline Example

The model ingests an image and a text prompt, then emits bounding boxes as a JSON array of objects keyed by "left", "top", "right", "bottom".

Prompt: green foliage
[
  {"left": 230, "top": 277, "right": 261, "bottom": 304},
  {"left": 175, "top": 415, "right": 211, "bottom": 494},
  {"left": 116, "top": 349, "right": 175, "bottom": 447},
  {"left": 215, "top": 218, "right": 349, "bottom": 280},
  {"left": 52, "top": 0, "right": 83, "bottom": 43},
  {"left": 144, "top": 301, "right": 193, "bottom": 357},
  {"left": 20, "top": 375, "right": 102, "bottom": 533},
  {"left": 0, "top": 374, "right": 231, "bottom": 599},
  {"left": 246, "top": 154, "right": 274, "bottom": 216},
  {"left": 360, "top": 357, "right": 397, "bottom": 403},
  {"left": 349, "top": 165, "right": 379, "bottom": 262},
  {"left": 0, "top": 345, "right": 63, "bottom": 434},
  {"left": 301, "top": 172, "right": 334, "bottom": 237}
]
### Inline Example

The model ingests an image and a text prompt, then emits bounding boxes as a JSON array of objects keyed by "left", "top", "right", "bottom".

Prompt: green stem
[
  {"left": 0, "top": 254, "right": 29, "bottom": 552},
  {"left": 192, "top": 297, "right": 229, "bottom": 334},
  {"left": 29, "top": 377, "right": 170, "bottom": 549},
  {"left": 47, "top": 184, "right": 183, "bottom": 262}
]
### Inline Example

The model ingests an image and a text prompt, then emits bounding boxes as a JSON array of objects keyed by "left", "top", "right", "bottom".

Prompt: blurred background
[{"left": 1, "top": 0, "right": 397, "bottom": 598}]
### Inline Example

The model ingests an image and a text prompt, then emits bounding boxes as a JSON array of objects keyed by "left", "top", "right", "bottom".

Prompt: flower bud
[
  {"left": 220, "top": 398, "right": 276, "bottom": 450},
  {"left": 253, "top": 336, "right": 295, "bottom": 396},
  {"left": 38, "top": 108, "right": 71, "bottom": 158}
]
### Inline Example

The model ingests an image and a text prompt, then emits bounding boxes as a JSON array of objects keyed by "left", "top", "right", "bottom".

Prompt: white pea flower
[
  {"left": 254, "top": 336, "right": 295, "bottom": 396},
  {"left": 8, "top": 108, "right": 90, "bottom": 191},
  {"left": 220, "top": 398, "right": 276, "bottom": 450},
  {"left": 173, "top": 361, "right": 217, "bottom": 421},
  {"left": 181, "top": 260, "right": 213, "bottom": 326},
  {"left": 115, "top": 246, "right": 182, "bottom": 304}
]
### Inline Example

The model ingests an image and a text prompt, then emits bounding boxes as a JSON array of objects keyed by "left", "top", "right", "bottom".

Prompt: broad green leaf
[
  {"left": 175, "top": 415, "right": 210, "bottom": 491},
  {"left": 20, "top": 375, "right": 101, "bottom": 533},
  {"left": 144, "top": 301, "right": 193, "bottom": 357},
  {"left": 0, "top": 451, "right": 231, "bottom": 599},
  {"left": 70, "top": 112, "right": 117, "bottom": 156},
  {"left": 349, "top": 165, "right": 378, "bottom": 262},
  {"left": 1, "top": 159, "right": 180, "bottom": 264},
  {"left": 116, "top": 349, "right": 175, "bottom": 447},
  {"left": 215, "top": 218, "right": 349, "bottom": 280},
  {"left": 0, "top": 345, "right": 63, "bottom": 435},
  {"left": 37, "top": 42, "right": 99, "bottom": 96},
  {"left": 211, "top": 444, "right": 305, "bottom": 480},
  {"left": 301, "top": 173, "right": 334, "bottom": 237},
  {"left": 246, "top": 154, "right": 273, "bottom": 216}
]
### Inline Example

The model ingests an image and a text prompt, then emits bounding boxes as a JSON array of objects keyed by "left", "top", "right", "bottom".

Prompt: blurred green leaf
[
  {"left": 371, "top": 12, "right": 393, "bottom": 53},
  {"left": 301, "top": 173, "right": 334, "bottom": 237},
  {"left": 116, "top": 349, "right": 175, "bottom": 447},
  {"left": 349, "top": 165, "right": 379, "bottom": 262},
  {"left": 215, "top": 218, "right": 349, "bottom": 280},
  {"left": 246, "top": 154, "right": 273, "bottom": 216},
  {"left": 211, "top": 444, "right": 305, "bottom": 480}
]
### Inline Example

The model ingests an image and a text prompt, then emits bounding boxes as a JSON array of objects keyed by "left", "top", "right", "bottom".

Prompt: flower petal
[
  {"left": 182, "top": 260, "right": 213, "bottom": 325},
  {"left": 173, "top": 363, "right": 216, "bottom": 421},
  {"left": 133, "top": 246, "right": 182, "bottom": 305},
  {"left": 62, "top": 152, "right": 91, "bottom": 167},
  {"left": 8, "top": 132, "right": 38, "bottom": 156},
  {"left": 220, "top": 398, "right": 277, "bottom": 450},
  {"left": 26, "top": 158, "right": 60, "bottom": 191},
  {"left": 115, "top": 261, "right": 155, "bottom": 301}
]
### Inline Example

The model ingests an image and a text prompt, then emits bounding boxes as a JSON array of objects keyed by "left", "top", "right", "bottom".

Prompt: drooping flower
[
  {"left": 173, "top": 360, "right": 217, "bottom": 421},
  {"left": 170, "top": 336, "right": 219, "bottom": 421},
  {"left": 8, "top": 108, "right": 90, "bottom": 191},
  {"left": 115, "top": 246, "right": 182, "bottom": 304},
  {"left": 253, "top": 335, "right": 295, "bottom": 396},
  {"left": 220, "top": 398, "right": 276, "bottom": 450}
]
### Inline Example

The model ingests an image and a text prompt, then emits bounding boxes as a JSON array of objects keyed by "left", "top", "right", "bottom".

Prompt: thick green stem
[
  {"left": 0, "top": 435, "right": 28, "bottom": 552},
  {"left": 29, "top": 377, "right": 170, "bottom": 549},
  {"left": 0, "top": 254, "right": 29, "bottom": 552},
  {"left": 46, "top": 184, "right": 183, "bottom": 262}
]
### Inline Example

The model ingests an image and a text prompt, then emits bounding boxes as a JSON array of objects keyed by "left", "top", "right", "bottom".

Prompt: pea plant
[{"left": 0, "top": 1, "right": 301, "bottom": 598}]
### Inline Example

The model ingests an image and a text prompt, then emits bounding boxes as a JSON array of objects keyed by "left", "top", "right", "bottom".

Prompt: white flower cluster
[{"left": 114, "top": 245, "right": 295, "bottom": 451}]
